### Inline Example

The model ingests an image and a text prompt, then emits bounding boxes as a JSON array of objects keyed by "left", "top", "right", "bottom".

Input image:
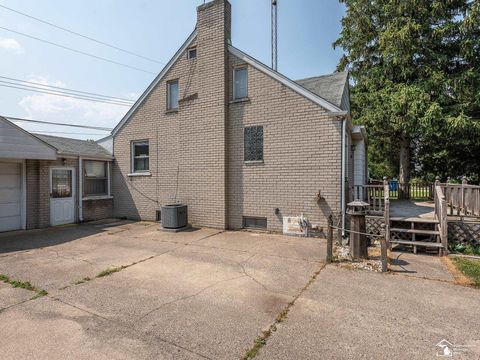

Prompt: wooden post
[
  {"left": 383, "top": 177, "right": 391, "bottom": 251},
  {"left": 380, "top": 235, "right": 388, "bottom": 273},
  {"left": 327, "top": 215, "right": 333, "bottom": 263},
  {"left": 461, "top": 176, "right": 467, "bottom": 219}
]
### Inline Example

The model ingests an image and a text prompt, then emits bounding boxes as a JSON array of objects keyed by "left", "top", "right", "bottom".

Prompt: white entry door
[{"left": 50, "top": 167, "right": 75, "bottom": 226}]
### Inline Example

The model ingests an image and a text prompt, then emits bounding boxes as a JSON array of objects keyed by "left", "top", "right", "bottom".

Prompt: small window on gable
[
  {"left": 244, "top": 125, "right": 263, "bottom": 162},
  {"left": 187, "top": 47, "right": 197, "bottom": 60},
  {"left": 233, "top": 66, "right": 248, "bottom": 100},
  {"left": 167, "top": 80, "right": 179, "bottom": 110},
  {"left": 132, "top": 140, "right": 149, "bottom": 173}
]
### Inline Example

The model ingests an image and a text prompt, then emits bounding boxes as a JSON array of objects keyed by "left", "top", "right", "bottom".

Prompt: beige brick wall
[
  {"left": 112, "top": 0, "right": 230, "bottom": 228},
  {"left": 227, "top": 55, "right": 343, "bottom": 232},
  {"left": 111, "top": 0, "right": 345, "bottom": 233}
]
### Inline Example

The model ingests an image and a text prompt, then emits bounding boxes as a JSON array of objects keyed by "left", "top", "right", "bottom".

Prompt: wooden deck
[{"left": 390, "top": 200, "right": 435, "bottom": 220}]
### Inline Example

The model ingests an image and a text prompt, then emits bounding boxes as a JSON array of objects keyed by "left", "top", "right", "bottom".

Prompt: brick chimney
[{"left": 194, "top": 0, "right": 231, "bottom": 229}]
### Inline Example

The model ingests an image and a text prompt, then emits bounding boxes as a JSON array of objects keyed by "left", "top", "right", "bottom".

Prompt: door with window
[{"left": 50, "top": 167, "right": 75, "bottom": 226}]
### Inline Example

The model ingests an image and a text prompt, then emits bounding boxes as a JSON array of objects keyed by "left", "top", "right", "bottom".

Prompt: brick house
[
  {"left": 0, "top": 116, "right": 113, "bottom": 232},
  {"left": 109, "top": 0, "right": 368, "bottom": 233}
]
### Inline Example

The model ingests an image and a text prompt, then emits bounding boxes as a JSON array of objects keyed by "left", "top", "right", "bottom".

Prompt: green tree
[{"left": 335, "top": 0, "right": 480, "bottom": 184}]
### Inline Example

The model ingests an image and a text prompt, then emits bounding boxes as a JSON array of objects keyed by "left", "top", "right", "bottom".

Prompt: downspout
[
  {"left": 78, "top": 156, "right": 83, "bottom": 222},
  {"left": 341, "top": 117, "right": 346, "bottom": 236}
]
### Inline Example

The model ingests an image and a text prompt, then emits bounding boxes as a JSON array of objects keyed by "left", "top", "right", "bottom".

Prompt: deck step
[
  {"left": 390, "top": 228, "right": 440, "bottom": 236},
  {"left": 390, "top": 217, "right": 439, "bottom": 224},
  {"left": 390, "top": 240, "right": 443, "bottom": 248}
]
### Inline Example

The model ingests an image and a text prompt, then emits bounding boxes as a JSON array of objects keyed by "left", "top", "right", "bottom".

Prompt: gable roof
[
  {"left": 0, "top": 116, "right": 57, "bottom": 160},
  {"left": 35, "top": 134, "right": 113, "bottom": 159},
  {"left": 111, "top": 29, "right": 197, "bottom": 136},
  {"left": 295, "top": 72, "right": 349, "bottom": 109},
  {"left": 228, "top": 46, "right": 347, "bottom": 114}
]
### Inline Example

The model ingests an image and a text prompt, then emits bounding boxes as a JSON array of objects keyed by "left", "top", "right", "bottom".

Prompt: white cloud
[
  {"left": 17, "top": 76, "right": 132, "bottom": 139},
  {"left": 0, "top": 37, "right": 24, "bottom": 54}
]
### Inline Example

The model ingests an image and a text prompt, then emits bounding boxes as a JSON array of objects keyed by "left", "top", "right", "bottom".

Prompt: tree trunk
[{"left": 399, "top": 135, "right": 411, "bottom": 199}]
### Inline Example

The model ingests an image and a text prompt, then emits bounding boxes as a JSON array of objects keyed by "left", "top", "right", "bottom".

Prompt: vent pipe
[{"left": 271, "top": 0, "right": 278, "bottom": 71}]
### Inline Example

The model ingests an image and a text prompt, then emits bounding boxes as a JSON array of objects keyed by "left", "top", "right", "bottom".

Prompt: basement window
[
  {"left": 243, "top": 216, "right": 267, "bottom": 229},
  {"left": 187, "top": 47, "right": 197, "bottom": 60}
]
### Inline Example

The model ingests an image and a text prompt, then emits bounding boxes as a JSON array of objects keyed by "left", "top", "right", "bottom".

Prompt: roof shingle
[
  {"left": 34, "top": 134, "right": 113, "bottom": 159},
  {"left": 295, "top": 71, "right": 348, "bottom": 109}
]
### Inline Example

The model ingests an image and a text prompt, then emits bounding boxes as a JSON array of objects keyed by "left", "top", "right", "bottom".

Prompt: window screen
[
  {"left": 234, "top": 67, "right": 248, "bottom": 99},
  {"left": 244, "top": 126, "right": 263, "bottom": 162},
  {"left": 84, "top": 160, "right": 107, "bottom": 196}
]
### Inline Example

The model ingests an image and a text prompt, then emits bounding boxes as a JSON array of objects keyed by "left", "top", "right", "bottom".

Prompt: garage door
[{"left": 0, "top": 162, "right": 22, "bottom": 232}]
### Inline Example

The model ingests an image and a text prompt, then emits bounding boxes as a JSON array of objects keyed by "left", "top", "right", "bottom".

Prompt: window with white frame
[
  {"left": 84, "top": 160, "right": 108, "bottom": 196},
  {"left": 233, "top": 67, "right": 248, "bottom": 100},
  {"left": 131, "top": 140, "right": 149, "bottom": 173},
  {"left": 167, "top": 80, "right": 179, "bottom": 110}
]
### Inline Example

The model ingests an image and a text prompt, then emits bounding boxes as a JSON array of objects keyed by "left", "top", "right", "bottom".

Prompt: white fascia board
[
  {"left": 111, "top": 29, "right": 198, "bottom": 136},
  {"left": 228, "top": 45, "right": 344, "bottom": 113}
]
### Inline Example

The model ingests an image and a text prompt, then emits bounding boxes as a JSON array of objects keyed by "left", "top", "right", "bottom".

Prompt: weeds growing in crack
[
  {"left": 74, "top": 277, "right": 92, "bottom": 285},
  {"left": 0, "top": 273, "right": 48, "bottom": 299},
  {"left": 242, "top": 264, "right": 326, "bottom": 359},
  {"left": 96, "top": 266, "right": 126, "bottom": 278}
]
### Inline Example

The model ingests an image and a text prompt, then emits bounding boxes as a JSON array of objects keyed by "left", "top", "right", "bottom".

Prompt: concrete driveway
[
  {"left": 0, "top": 220, "right": 325, "bottom": 360},
  {"left": 1, "top": 221, "right": 479, "bottom": 360}
]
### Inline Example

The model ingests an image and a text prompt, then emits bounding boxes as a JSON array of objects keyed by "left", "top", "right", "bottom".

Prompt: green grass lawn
[{"left": 452, "top": 257, "right": 480, "bottom": 287}]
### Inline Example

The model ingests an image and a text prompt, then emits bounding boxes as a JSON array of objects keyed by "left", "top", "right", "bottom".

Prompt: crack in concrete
[
  {"left": 137, "top": 274, "right": 247, "bottom": 321},
  {"left": 46, "top": 249, "right": 95, "bottom": 266},
  {"left": 242, "top": 263, "right": 327, "bottom": 359}
]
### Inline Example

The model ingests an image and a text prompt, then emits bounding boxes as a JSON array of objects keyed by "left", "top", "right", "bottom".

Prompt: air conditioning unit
[{"left": 161, "top": 204, "right": 188, "bottom": 229}]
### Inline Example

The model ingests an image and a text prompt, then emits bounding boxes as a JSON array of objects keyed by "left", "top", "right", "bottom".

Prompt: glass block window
[
  {"left": 132, "top": 140, "right": 149, "bottom": 172},
  {"left": 234, "top": 67, "right": 248, "bottom": 100},
  {"left": 84, "top": 160, "right": 107, "bottom": 196},
  {"left": 244, "top": 126, "right": 263, "bottom": 162},
  {"left": 167, "top": 80, "right": 179, "bottom": 110}
]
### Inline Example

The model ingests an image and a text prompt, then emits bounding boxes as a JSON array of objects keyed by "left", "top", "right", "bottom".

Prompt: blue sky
[{"left": 0, "top": 0, "right": 345, "bottom": 139}]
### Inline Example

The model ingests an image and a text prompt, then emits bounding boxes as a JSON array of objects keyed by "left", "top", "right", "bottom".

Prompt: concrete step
[
  {"left": 390, "top": 217, "right": 439, "bottom": 224},
  {"left": 390, "top": 240, "right": 443, "bottom": 248},
  {"left": 390, "top": 228, "right": 440, "bottom": 236}
]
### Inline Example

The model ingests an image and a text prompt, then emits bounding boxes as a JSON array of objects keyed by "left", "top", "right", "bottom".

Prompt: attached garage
[{"left": 0, "top": 161, "right": 23, "bottom": 232}]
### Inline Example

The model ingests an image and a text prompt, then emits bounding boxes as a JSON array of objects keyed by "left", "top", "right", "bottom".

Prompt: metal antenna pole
[{"left": 272, "top": 0, "right": 278, "bottom": 71}]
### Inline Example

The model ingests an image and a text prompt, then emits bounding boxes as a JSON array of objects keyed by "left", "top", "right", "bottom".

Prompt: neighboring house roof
[
  {"left": 295, "top": 72, "right": 349, "bottom": 109},
  {"left": 35, "top": 134, "right": 113, "bottom": 159}
]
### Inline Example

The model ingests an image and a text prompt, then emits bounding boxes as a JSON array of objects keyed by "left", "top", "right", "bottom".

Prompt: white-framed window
[
  {"left": 83, "top": 160, "right": 108, "bottom": 196},
  {"left": 187, "top": 47, "right": 197, "bottom": 60},
  {"left": 167, "top": 80, "right": 179, "bottom": 110},
  {"left": 233, "top": 66, "right": 248, "bottom": 100},
  {"left": 131, "top": 140, "right": 149, "bottom": 173}
]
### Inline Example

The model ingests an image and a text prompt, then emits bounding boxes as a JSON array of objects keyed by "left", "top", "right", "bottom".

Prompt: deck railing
[
  {"left": 441, "top": 178, "right": 480, "bottom": 218},
  {"left": 390, "top": 182, "right": 433, "bottom": 200},
  {"left": 351, "top": 184, "right": 385, "bottom": 213},
  {"left": 434, "top": 181, "right": 448, "bottom": 254}
]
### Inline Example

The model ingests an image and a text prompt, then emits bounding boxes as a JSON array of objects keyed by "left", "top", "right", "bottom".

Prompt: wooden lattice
[
  {"left": 448, "top": 221, "right": 480, "bottom": 246},
  {"left": 366, "top": 216, "right": 384, "bottom": 244}
]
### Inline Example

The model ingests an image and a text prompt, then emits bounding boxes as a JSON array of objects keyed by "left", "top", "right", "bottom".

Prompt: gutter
[
  {"left": 78, "top": 156, "right": 83, "bottom": 222},
  {"left": 340, "top": 117, "right": 347, "bottom": 236}
]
